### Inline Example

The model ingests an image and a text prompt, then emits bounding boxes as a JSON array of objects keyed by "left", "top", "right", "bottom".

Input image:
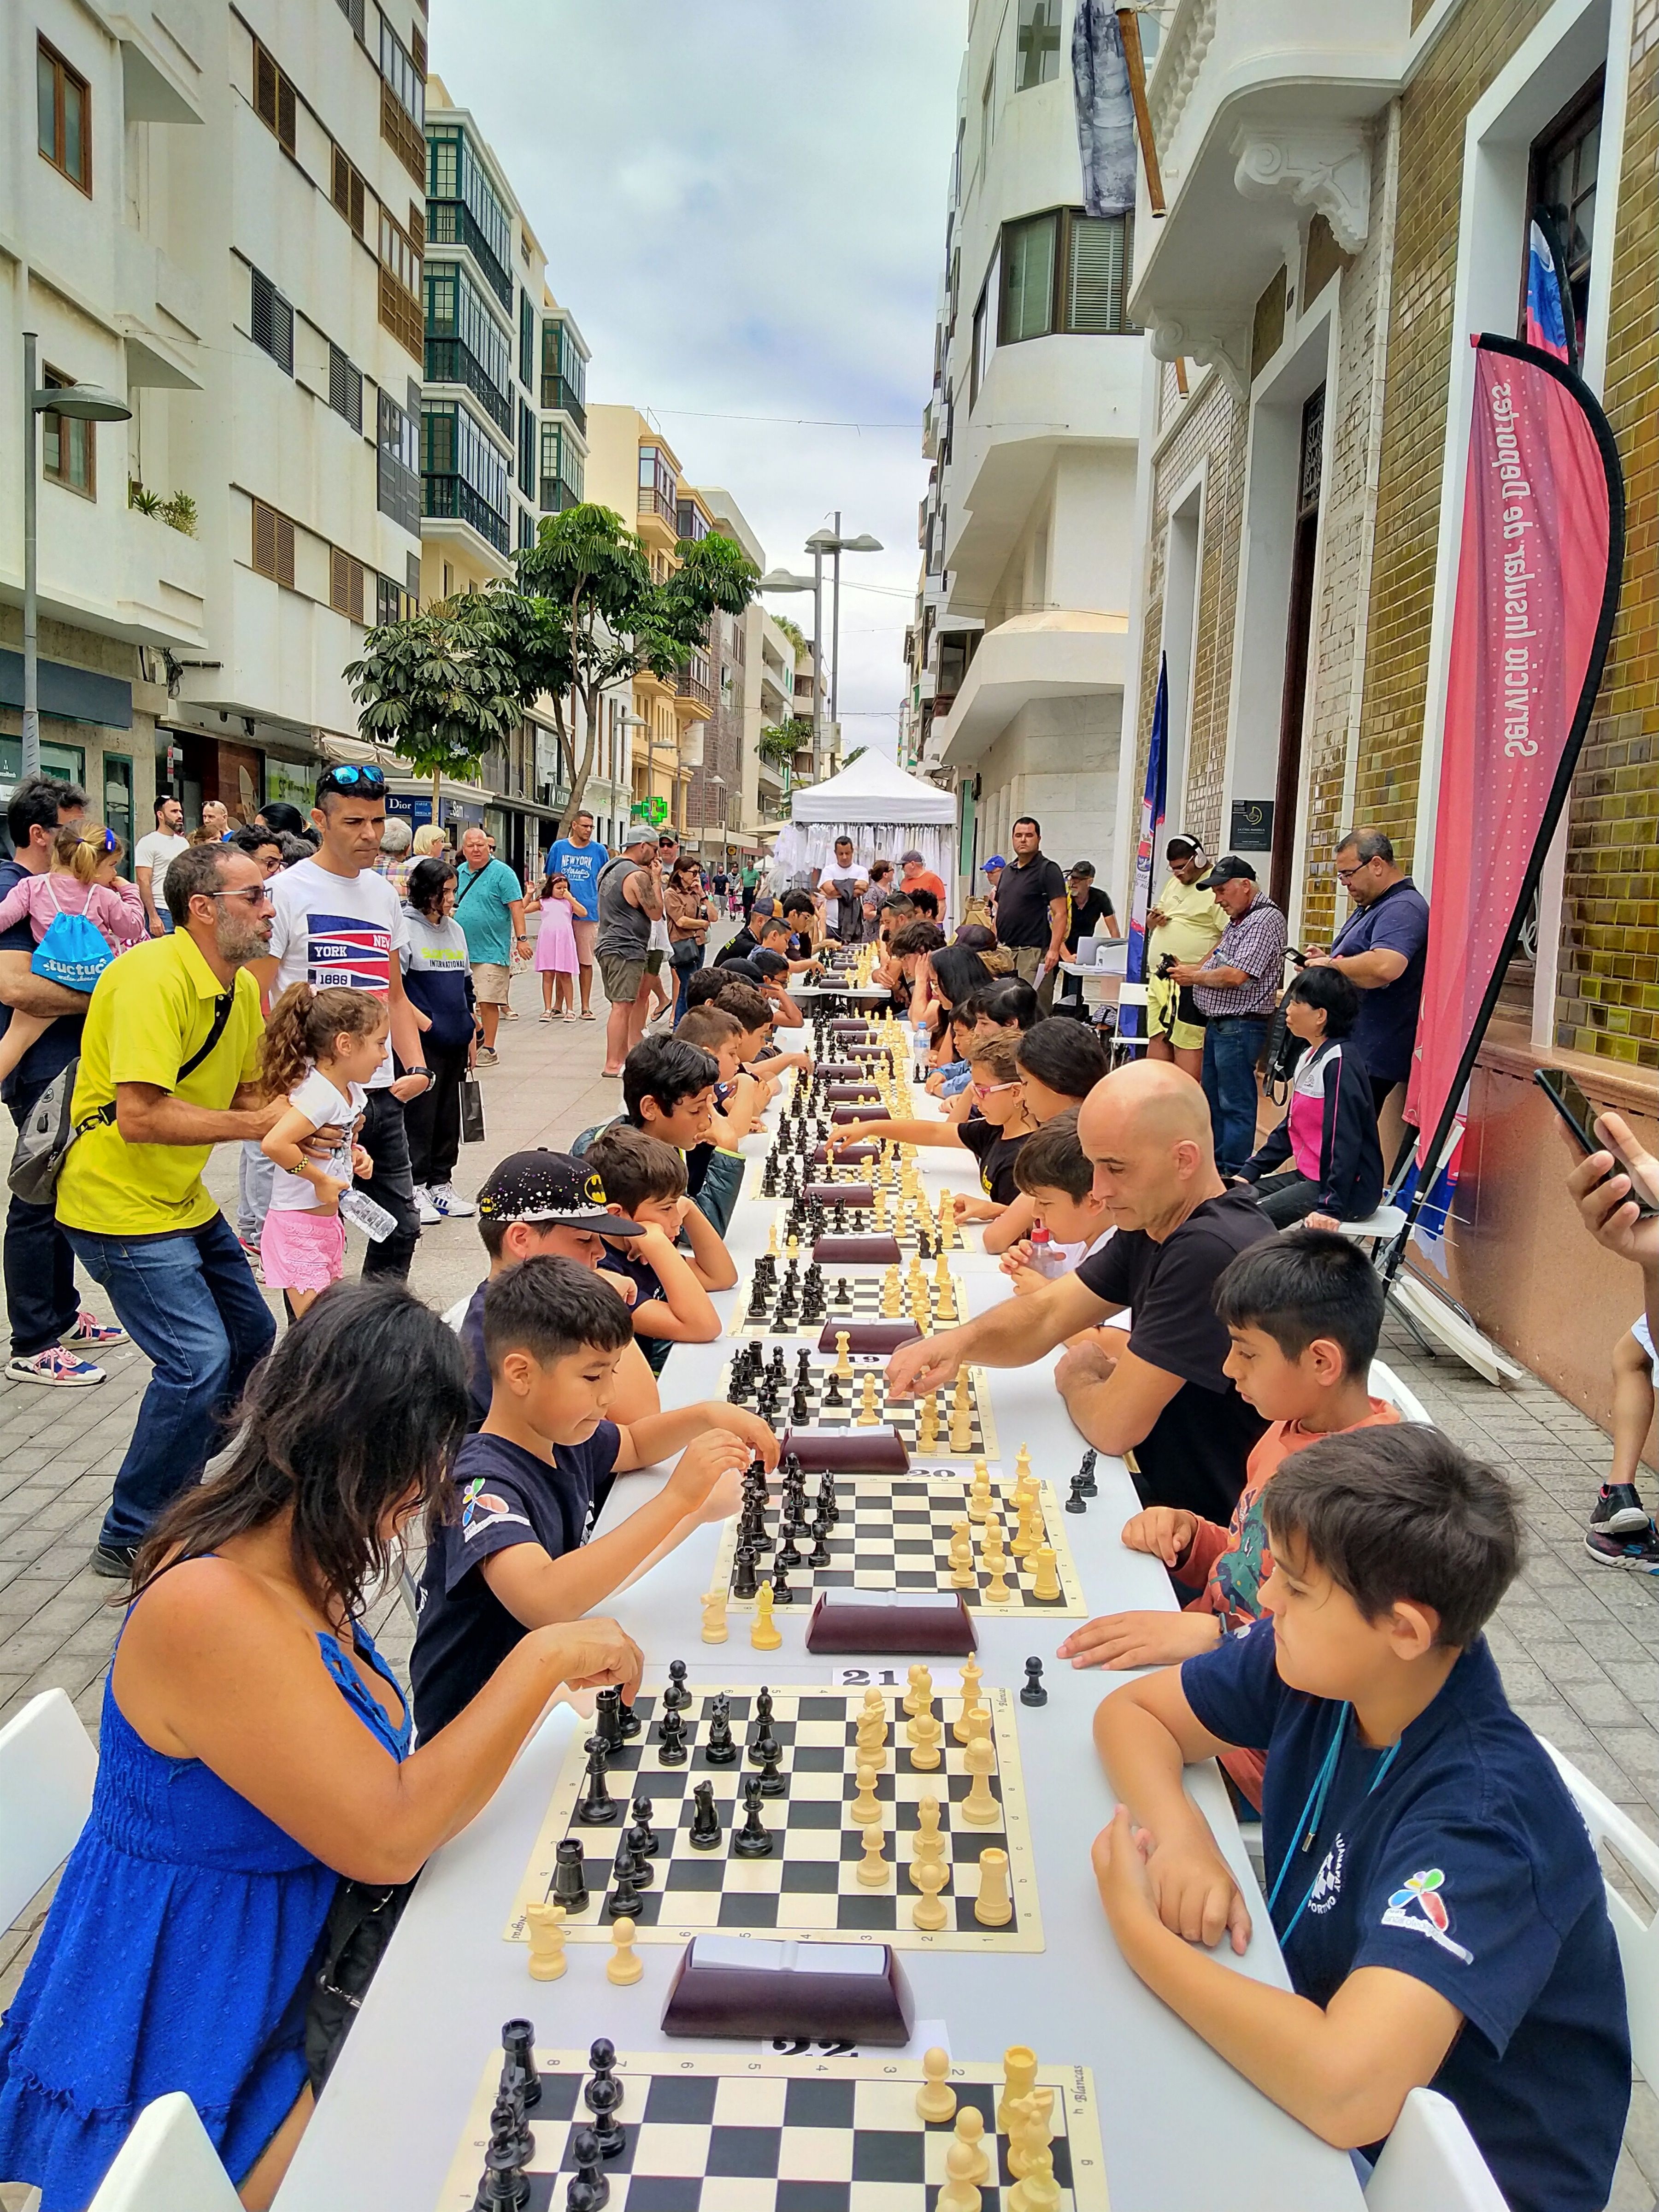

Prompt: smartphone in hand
[{"left": 1535, "top": 1066, "right": 1659, "bottom": 1217}]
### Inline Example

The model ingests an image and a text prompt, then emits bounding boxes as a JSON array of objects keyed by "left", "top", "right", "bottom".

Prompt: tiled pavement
[{"left": 3, "top": 979, "right": 1659, "bottom": 2207}]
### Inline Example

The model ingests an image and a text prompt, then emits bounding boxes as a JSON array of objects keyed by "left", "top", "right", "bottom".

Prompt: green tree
[
  {"left": 759, "top": 718, "right": 812, "bottom": 770},
  {"left": 514, "top": 505, "right": 759, "bottom": 836},
  {"left": 344, "top": 593, "right": 521, "bottom": 826}
]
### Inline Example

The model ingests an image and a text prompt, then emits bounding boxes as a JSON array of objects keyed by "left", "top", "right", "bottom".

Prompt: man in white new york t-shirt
[{"left": 254, "top": 766, "right": 432, "bottom": 1282}]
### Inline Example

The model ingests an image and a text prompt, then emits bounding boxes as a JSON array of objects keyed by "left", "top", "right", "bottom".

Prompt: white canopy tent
[{"left": 769, "top": 751, "right": 957, "bottom": 910}]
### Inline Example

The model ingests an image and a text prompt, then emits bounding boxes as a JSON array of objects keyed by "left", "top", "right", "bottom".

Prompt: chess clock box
[
  {"left": 661, "top": 1934, "right": 916, "bottom": 2045},
  {"left": 804, "top": 1589, "right": 979, "bottom": 1657}
]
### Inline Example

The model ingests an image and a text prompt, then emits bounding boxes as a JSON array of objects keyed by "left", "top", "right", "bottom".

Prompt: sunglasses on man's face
[{"left": 319, "top": 765, "right": 386, "bottom": 794}]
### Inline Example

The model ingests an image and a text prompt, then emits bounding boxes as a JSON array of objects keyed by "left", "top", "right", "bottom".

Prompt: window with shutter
[
  {"left": 411, "top": 25, "right": 427, "bottom": 75},
  {"left": 332, "top": 143, "right": 350, "bottom": 217},
  {"left": 348, "top": 558, "right": 365, "bottom": 623},
  {"left": 254, "top": 45, "right": 278, "bottom": 130},
  {"left": 1066, "top": 215, "right": 1128, "bottom": 333},
  {"left": 253, "top": 501, "right": 278, "bottom": 577},
  {"left": 330, "top": 546, "right": 349, "bottom": 612},
  {"left": 250, "top": 268, "right": 294, "bottom": 373},
  {"left": 276, "top": 515, "right": 295, "bottom": 588},
  {"left": 276, "top": 75, "right": 296, "bottom": 152},
  {"left": 407, "top": 202, "right": 424, "bottom": 254}
]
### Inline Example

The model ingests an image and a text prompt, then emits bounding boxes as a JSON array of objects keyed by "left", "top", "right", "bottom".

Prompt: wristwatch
[{"left": 407, "top": 1065, "right": 433, "bottom": 1081}]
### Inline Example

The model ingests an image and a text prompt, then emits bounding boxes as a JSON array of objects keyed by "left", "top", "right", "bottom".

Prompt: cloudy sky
[{"left": 429, "top": 2, "right": 966, "bottom": 759}]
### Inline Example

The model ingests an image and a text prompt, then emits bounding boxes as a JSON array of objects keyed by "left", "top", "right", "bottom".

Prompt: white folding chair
[
  {"left": 1540, "top": 1736, "right": 1659, "bottom": 2087},
  {"left": 0, "top": 1688, "right": 98, "bottom": 1930},
  {"left": 1367, "top": 1357, "right": 1434, "bottom": 1427},
  {"left": 1364, "top": 2086, "right": 1507, "bottom": 2210},
  {"left": 87, "top": 2093, "right": 241, "bottom": 2212},
  {"left": 1336, "top": 1204, "right": 1408, "bottom": 1249}
]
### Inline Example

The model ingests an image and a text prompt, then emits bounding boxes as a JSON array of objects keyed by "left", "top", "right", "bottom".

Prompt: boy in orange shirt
[{"left": 1057, "top": 1229, "right": 1399, "bottom": 1803}]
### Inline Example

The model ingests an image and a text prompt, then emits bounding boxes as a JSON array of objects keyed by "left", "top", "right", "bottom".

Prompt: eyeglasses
[
  {"left": 971, "top": 1078, "right": 1020, "bottom": 1096},
  {"left": 318, "top": 765, "right": 386, "bottom": 794},
  {"left": 1335, "top": 860, "right": 1371, "bottom": 883},
  {"left": 212, "top": 887, "right": 275, "bottom": 910}
]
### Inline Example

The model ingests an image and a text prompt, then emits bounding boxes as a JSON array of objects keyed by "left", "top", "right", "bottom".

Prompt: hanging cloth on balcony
[{"left": 1072, "top": 0, "right": 1136, "bottom": 218}]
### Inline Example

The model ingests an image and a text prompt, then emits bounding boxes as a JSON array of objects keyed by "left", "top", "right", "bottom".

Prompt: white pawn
[
  {"left": 954, "top": 2105, "right": 991, "bottom": 2187},
  {"left": 936, "top": 2136, "right": 984, "bottom": 2212},
  {"left": 916, "top": 2045, "right": 957, "bottom": 2124},
  {"left": 606, "top": 1913, "right": 644, "bottom": 1985}
]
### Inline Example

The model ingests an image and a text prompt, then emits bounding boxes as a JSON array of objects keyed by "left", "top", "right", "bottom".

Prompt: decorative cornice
[
  {"left": 1147, "top": 0, "right": 1218, "bottom": 157},
  {"left": 1231, "top": 125, "right": 1372, "bottom": 255},
  {"left": 1148, "top": 318, "right": 1249, "bottom": 406}
]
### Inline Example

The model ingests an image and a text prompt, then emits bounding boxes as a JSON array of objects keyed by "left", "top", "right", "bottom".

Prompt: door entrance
[{"left": 1270, "top": 385, "right": 1324, "bottom": 912}]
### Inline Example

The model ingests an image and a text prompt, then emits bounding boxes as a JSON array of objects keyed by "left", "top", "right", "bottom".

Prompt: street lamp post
[
  {"left": 806, "top": 522, "right": 882, "bottom": 766},
  {"left": 20, "top": 332, "right": 131, "bottom": 778}
]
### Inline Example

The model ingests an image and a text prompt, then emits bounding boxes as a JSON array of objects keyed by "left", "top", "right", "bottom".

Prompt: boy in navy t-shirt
[
  {"left": 1091, "top": 1425, "right": 1628, "bottom": 2212},
  {"left": 412, "top": 1257, "right": 774, "bottom": 1739}
]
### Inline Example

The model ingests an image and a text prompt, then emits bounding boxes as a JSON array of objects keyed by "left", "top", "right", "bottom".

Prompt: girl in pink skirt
[
  {"left": 529, "top": 870, "right": 585, "bottom": 1019},
  {"left": 258, "top": 984, "right": 385, "bottom": 1314}
]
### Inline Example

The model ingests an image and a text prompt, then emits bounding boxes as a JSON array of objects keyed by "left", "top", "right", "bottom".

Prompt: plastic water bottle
[
  {"left": 1025, "top": 1224, "right": 1070, "bottom": 1279},
  {"left": 339, "top": 1188, "right": 398, "bottom": 1243}
]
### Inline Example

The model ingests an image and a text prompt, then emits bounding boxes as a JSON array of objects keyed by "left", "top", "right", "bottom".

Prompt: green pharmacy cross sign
[{"left": 631, "top": 797, "right": 670, "bottom": 827}]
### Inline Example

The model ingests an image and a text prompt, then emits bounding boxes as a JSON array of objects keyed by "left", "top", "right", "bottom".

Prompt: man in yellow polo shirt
[
  {"left": 1145, "top": 835, "right": 1227, "bottom": 1079},
  {"left": 58, "top": 842, "right": 285, "bottom": 1577}
]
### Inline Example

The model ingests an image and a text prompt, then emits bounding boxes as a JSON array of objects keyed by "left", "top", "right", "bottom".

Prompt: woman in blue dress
[{"left": 0, "top": 1281, "right": 643, "bottom": 2211}]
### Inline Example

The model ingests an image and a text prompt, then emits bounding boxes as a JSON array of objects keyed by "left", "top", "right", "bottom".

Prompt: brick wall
[
  {"left": 1553, "top": 0, "right": 1659, "bottom": 1068},
  {"left": 1354, "top": 0, "right": 1555, "bottom": 861}
]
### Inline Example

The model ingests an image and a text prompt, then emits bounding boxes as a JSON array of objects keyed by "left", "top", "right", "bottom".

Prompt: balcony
[
  {"left": 423, "top": 474, "right": 509, "bottom": 555},
  {"left": 539, "top": 475, "right": 583, "bottom": 516},
  {"left": 675, "top": 665, "right": 715, "bottom": 717},
  {"left": 425, "top": 198, "right": 513, "bottom": 312},
  {"left": 1131, "top": 0, "right": 1411, "bottom": 395},
  {"left": 540, "top": 372, "right": 587, "bottom": 435},
  {"left": 113, "top": 227, "right": 203, "bottom": 389},
  {"left": 99, "top": 0, "right": 206, "bottom": 123},
  {"left": 638, "top": 483, "right": 678, "bottom": 529},
  {"left": 934, "top": 609, "right": 1130, "bottom": 766},
  {"left": 118, "top": 506, "right": 208, "bottom": 650},
  {"left": 424, "top": 336, "right": 512, "bottom": 436}
]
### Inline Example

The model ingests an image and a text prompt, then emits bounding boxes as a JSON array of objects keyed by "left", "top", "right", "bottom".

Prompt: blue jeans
[
  {"left": 1201, "top": 1014, "right": 1270, "bottom": 1177},
  {"left": 5, "top": 1076, "right": 84, "bottom": 1359},
  {"left": 65, "top": 1213, "right": 275, "bottom": 1551}
]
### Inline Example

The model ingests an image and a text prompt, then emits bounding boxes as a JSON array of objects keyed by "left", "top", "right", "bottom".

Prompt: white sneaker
[
  {"left": 429, "top": 1183, "right": 476, "bottom": 1219},
  {"left": 413, "top": 1184, "right": 442, "bottom": 1226}
]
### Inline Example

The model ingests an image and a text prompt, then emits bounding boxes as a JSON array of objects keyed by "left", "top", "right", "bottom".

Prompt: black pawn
[
  {"left": 613, "top": 1832, "right": 651, "bottom": 1892},
  {"left": 607, "top": 1867, "right": 643, "bottom": 1919},
  {"left": 585, "top": 2075, "right": 626, "bottom": 2160},
  {"left": 791, "top": 1386, "right": 810, "bottom": 1423},
  {"left": 567, "top": 2124, "right": 609, "bottom": 2208},
  {"left": 551, "top": 1836, "right": 588, "bottom": 1913},
  {"left": 501, "top": 2018, "right": 541, "bottom": 2108},
  {"left": 836, "top": 1277, "right": 852, "bottom": 1304},
  {"left": 477, "top": 2103, "right": 530, "bottom": 2211},
  {"left": 756, "top": 1750, "right": 787, "bottom": 1799},
  {"left": 663, "top": 1659, "right": 691, "bottom": 1712},
  {"left": 1065, "top": 1471, "right": 1088, "bottom": 1515},
  {"left": 656, "top": 1709, "right": 687, "bottom": 1765},
  {"left": 823, "top": 1371, "right": 843, "bottom": 1408},
  {"left": 576, "top": 1746, "right": 618, "bottom": 1825},
  {"left": 775, "top": 1524, "right": 802, "bottom": 1571},
  {"left": 1021, "top": 1657, "right": 1048, "bottom": 1707},
  {"left": 629, "top": 1796, "right": 659, "bottom": 1855},
  {"left": 565, "top": 2176, "right": 606, "bottom": 2212},
  {"left": 733, "top": 1776, "right": 773, "bottom": 1857},
  {"left": 770, "top": 1557, "right": 792, "bottom": 1606},
  {"left": 689, "top": 1778, "right": 723, "bottom": 1849},
  {"left": 807, "top": 1521, "right": 832, "bottom": 1568}
]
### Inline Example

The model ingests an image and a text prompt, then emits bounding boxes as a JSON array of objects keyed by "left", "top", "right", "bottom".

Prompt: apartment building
[
  {"left": 913, "top": 0, "right": 1146, "bottom": 890},
  {"left": 584, "top": 405, "right": 719, "bottom": 842},
  {"left": 692, "top": 487, "right": 765, "bottom": 866},
  {"left": 3, "top": 0, "right": 431, "bottom": 841},
  {"left": 1120, "top": 0, "right": 1657, "bottom": 1425}
]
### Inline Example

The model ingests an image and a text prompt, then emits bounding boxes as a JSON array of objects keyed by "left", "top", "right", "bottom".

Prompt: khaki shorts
[
  {"left": 471, "top": 961, "right": 512, "bottom": 1006},
  {"left": 571, "top": 918, "right": 598, "bottom": 965},
  {"left": 599, "top": 952, "right": 647, "bottom": 1004},
  {"left": 1147, "top": 972, "right": 1206, "bottom": 1052}
]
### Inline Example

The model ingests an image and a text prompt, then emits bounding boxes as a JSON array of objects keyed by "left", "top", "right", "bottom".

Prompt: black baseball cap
[
  {"left": 476, "top": 1150, "right": 644, "bottom": 1235},
  {"left": 1196, "top": 853, "right": 1258, "bottom": 888}
]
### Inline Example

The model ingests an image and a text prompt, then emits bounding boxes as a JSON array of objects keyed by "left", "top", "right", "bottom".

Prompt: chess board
[
  {"left": 726, "top": 1357, "right": 998, "bottom": 1462},
  {"left": 731, "top": 1272, "right": 965, "bottom": 1340},
  {"left": 709, "top": 1465, "right": 1086, "bottom": 1617},
  {"left": 441, "top": 2045, "right": 1112, "bottom": 2211},
  {"left": 507, "top": 1684, "right": 1042, "bottom": 1953}
]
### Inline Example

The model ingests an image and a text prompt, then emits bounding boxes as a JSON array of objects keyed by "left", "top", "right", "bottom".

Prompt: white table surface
[{"left": 276, "top": 1043, "right": 1360, "bottom": 2212}]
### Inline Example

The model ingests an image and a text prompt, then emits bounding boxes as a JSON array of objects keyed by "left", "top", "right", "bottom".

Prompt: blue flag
[{"left": 1119, "top": 655, "right": 1168, "bottom": 1043}]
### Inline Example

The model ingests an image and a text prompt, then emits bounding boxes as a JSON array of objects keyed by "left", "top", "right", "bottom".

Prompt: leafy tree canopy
[{"left": 344, "top": 594, "right": 521, "bottom": 809}]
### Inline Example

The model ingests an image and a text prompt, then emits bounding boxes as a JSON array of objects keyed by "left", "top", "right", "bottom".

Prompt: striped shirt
[{"left": 1192, "top": 892, "right": 1286, "bottom": 1018}]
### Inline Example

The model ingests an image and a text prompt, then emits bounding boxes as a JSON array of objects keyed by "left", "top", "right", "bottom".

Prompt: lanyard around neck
[{"left": 1265, "top": 1703, "right": 1401, "bottom": 1947}]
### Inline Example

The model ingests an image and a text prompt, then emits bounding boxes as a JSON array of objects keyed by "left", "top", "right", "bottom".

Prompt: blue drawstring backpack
[{"left": 30, "top": 881, "right": 114, "bottom": 992}]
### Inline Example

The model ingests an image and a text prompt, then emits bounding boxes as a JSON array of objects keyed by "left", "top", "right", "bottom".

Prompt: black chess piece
[
  {"left": 612, "top": 1831, "right": 651, "bottom": 1894},
  {"left": 567, "top": 2124, "right": 609, "bottom": 2208},
  {"left": 606, "top": 1867, "right": 642, "bottom": 1918},
  {"left": 551, "top": 1836, "right": 588, "bottom": 1913},
  {"left": 629, "top": 1797, "right": 659, "bottom": 1857},
  {"left": 817, "top": 1471, "right": 839, "bottom": 1526},
  {"left": 756, "top": 1748, "right": 787, "bottom": 1798},
  {"left": 770, "top": 1556, "right": 793, "bottom": 1606},
  {"left": 488, "top": 2081, "right": 534, "bottom": 2171},
  {"left": 704, "top": 1697, "right": 738, "bottom": 1764},
  {"left": 1079, "top": 1447, "right": 1099, "bottom": 1498},
  {"left": 807, "top": 1519, "right": 832, "bottom": 1567},
  {"left": 663, "top": 1659, "right": 691, "bottom": 1711},
  {"left": 791, "top": 1385, "right": 809, "bottom": 1422},
  {"left": 1021, "top": 1657, "right": 1048, "bottom": 1707},
  {"left": 576, "top": 1745, "right": 618, "bottom": 1825},
  {"left": 476, "top": 2097, "right": 532, "bottom": 2211},
  {"left": 775, "top": 1523, "right": 802, "bottom": 1570},
  {"left": 616, "top": 1697, "right": 641, "bottom": 1740},
  {"left": 823, "top": 1371, "right": 843, "bottom": 1408},
  {"left": 584, "top": 2074, "right": 627, "bottom": 2160},
  {"left": 731, "top": 1543, "right": 759, "bottom": 1602},
  {"left": 593, "top": 1687, "right": 623, "bottom": 1748},
  {"left": 1065, "top": 1471, "right": 1088, "bottom": 1515},
  {"left": 501, "top": 2018, "right": 541, "bottom": 2107},
  {"left": 689, "top": 1777, "right": 723, "bottom": 1849},
  {"left": 733, "top": 1775, "right": 774, "bottom": 1858},
  {"left": 836, "top": 1277, "right": 852, "bottom": 1304},
  {"left": 565, "top": 2173, "right": 606, "bottom": 2212},
  {"left": 656, "top": 1708, "right": 687, "bottom": 1764}
]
